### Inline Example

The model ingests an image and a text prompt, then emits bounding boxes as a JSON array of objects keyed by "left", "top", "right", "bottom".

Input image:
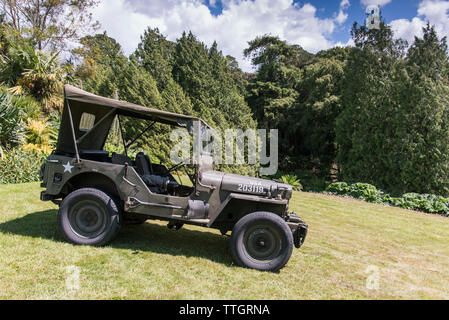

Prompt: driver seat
[
  {"left": 135, "top": 152, "right": 153, "bottom": 176},
  {"left": 135, "top": 152, "right": 169, "bottom": 193}
]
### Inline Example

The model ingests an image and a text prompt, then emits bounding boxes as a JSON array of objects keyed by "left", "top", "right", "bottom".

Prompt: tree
[
  {"left": 350, "top": 20, "right": 407, "bottom": 58},
  {"left": 293, "top": 47, "right": 350, "bottom": 173},
  {"left": 407, "top": 22, "right": 448, "bottom": 82},
  {"left": 336, "top": 22, "right": 449, "bottom": 195},
  {"left": 74, "top": 32, "right": 128, "bottom": 98},
  {"left": 0, "top": 0, "right": 100, "bottom": 51},
  {"left": 244, "top": 35, "right": 313, "bottom": 86},
  {"left": 244, "top": 35, "right": 349, "bottom": 173},
  {"left": 0, "top": 40, "right": 70, "bottom": 112},
  {"left": 172, "top": 32, "right": 255, "bottom": 131},
  {"left": 133, "top": 27, "right": 175, "bottom": 91}
]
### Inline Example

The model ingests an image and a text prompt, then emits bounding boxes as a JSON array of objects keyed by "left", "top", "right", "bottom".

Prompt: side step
[{"left": 170, "top": 215, "right": 210, "bottom": 226}]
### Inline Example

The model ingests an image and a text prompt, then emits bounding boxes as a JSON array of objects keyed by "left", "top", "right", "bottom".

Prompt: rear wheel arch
[{"left": 61, "top": 172, "right": 121, "bottom": 200}]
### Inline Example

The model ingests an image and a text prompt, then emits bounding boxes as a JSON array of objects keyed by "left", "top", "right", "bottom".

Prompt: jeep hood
[{"left": 201, "top": 171, "right": 293, "bottom": 200}]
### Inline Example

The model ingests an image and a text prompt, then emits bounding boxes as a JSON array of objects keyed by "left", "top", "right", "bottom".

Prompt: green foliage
[
  {"left": 74, "top": 32, "right": 128, "bottom": 98},
  {"left": 293, "top": 47, "right": 350, "bottom": 172},
  {"left": 336, "top": 22, "right": 449, "bottom": 196},
  {"left": 0, "top": 40, "right": 70, "bottom": 111},
  {"left": 8, "top": 93, "right": 42, "bottom": 119},
  {"left": 172, "top": 33, "right": 256, "bottom": 131},
  {"left": 245, "top": 36, "right": 348, "bottom": 174},
  {"left": 133, "top": 28, "right": 175, "bottom": 90},
  {"left": 279, "top": 174, "right": 303, "bottom": 191},
  {"left": 326, "top": 182, "right": 381, "bottom": 202},
  {"left": 326, "top": 182, "right": 449, "bottom": 216},
  {"left": 0, "top": 148, "right": 46, "bottom": 184},
  {"left": 244, "top": 35, "right": 312, "bottom": 85},
  {"left": 0, "top": 0, "right": 100, "bottom": 51},
  {"left": 0, "top": 92, "right": 25, "bottom": 150}
]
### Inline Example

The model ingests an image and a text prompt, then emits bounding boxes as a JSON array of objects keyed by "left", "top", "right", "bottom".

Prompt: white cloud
[
  {"left": 335, "top": 0, "right": 351, "bottom": 25},
  {"left": 390, "top": 0, "right": 449, "bottom": 45},
  {"left": 90, "top": 0, "right": 153, "bottom": 56},
  {"left": 91, "top": 0, "right": 349, "bottom": 72},
  {"left": 360, "top": 0, "right": 392, "bottom": 6},
  {"left": 390, "top": 18, "right": 426, "bottom": 42}
]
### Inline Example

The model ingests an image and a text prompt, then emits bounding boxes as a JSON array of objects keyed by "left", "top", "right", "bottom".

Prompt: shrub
[
  {"left": 326, "top": 182, "right": 350, "bottom": 195},
  {"left": 325, "top": 182, "right": 449, "bottom": 217},
  {"left": 279, "top": 174, "right": 303, "bottom": 191},
  {"left": 0, "top": 92, "right": 25, "bottom": 150},
  {"left": 9, "top": 93, "right": 42, "bottom": 120},
  {"left": 24, "top": 118, "right": 56, "bottom": 153},
  {"left": 0, "top": 148, "right": 47, "bottom": 184}
]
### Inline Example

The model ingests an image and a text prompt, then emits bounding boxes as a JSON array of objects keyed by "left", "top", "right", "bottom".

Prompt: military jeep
[{"left": 39, "top": 85, "right": 307, "bottom": 272}]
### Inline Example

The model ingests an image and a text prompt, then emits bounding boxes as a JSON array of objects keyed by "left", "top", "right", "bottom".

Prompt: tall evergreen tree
[
  {"left": 133, "top": 28, "right": 175, "bottom": 91},
  {"left": 172, "top": 32, "right": 255, "bottom": 131},
  {"left": 336, "top": 22, "right": 449, "bottom": 195}
]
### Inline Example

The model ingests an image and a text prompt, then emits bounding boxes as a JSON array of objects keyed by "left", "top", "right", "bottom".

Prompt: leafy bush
[
  {"left": 290, "top": 169, "right": 329, "bottom": 192},
  {"left": 0, "top": 92, "right": 25, "bottom": 150},
  {"left": 24, "top": 118, "right": 56, "bottom": 154},
  {"left": 10, "top": 93, "right": 42, "bottom": 120},
  {"left": 325, "top": 182, "right": 449, "bottom": 216},
  {"left": 0, "top": 148, "right": 46, "bottom": 184},
  {"left": 279, "top": 174, "right": 303, "bottom": 191},
  {"left": 326, "top": 182, "right": 350, "bottom": 195}
]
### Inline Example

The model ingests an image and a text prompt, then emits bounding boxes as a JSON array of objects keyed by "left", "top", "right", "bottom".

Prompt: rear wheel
[
  {"left": 230, "top": 212, "right": 293, "bottom": 272},
  {"left": 58, "top": 188, "right": 122, "bottom": 246}
]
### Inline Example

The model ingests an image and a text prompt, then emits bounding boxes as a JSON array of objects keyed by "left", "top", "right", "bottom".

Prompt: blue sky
[
  {"left": 204, "top": 0, "right": 424, "bottom": 44},
  {"left": 91, "top": 0, "right": 449, "bottom": 71}
]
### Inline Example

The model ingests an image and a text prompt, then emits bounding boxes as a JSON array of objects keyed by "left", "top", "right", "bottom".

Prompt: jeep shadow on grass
[
  {"left": 0, "top": 209, "right": 232, "bottom": 266},
  {"left": 38, "top": 85, "right": 308, "bottom": 272}
]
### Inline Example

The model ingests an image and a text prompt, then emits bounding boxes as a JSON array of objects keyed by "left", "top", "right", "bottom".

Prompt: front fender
[{"left": 207, "top": 193, "right": 288, "bottom": 227}]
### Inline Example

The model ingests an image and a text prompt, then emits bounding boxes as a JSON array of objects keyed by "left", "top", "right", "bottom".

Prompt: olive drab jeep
[{"left": 39, "top": 85, "right": 308, "bottom": 272}]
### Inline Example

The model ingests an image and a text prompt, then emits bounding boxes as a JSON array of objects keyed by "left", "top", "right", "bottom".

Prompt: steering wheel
[
  {"left": 164, "top": 159, "right": 195, "bottom": 185},
  {"left": 165, "top": 158, "right": 191, "bottom": 175}
]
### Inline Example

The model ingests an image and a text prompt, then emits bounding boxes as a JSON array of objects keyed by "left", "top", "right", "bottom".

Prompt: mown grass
[{"left": 0, "top": 182, "right": 449, "bottom": 299}]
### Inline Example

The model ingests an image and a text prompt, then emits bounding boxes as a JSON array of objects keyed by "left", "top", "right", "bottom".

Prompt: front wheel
[
  {"left": 230, "top": 212, "right": 293, "bottom": 272},
  {"left": 58, "top": 188, "right": 122, "bottom": 246}
]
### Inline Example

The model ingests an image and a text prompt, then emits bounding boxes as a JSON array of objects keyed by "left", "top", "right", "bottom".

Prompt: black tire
[
  {"left": 58, "top": 188, "right": 122, "bottom": 246},
  {"left": 230, "top": 211, "right": 293, "bottom": 272}
]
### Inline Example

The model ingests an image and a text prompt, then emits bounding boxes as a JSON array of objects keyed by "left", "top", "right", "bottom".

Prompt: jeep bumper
[
  {"left": 40, "top": 191, "right": 58, "bottom": 202},
  {"left": 286, "top": 212, "right": 308, "bottom": 248}
]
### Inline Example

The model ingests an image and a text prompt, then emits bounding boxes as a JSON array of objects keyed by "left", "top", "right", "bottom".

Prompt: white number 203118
[
  {"left": 366, "top": 5, "right": 380, "bottom": 30},
  {"left": 238, "top": 184, "right": 264, "bottom": 194}
]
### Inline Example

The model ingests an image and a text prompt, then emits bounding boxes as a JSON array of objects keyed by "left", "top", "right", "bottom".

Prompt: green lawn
[{"left": 1, "top": 182, "right": 449, "bottom": 299}]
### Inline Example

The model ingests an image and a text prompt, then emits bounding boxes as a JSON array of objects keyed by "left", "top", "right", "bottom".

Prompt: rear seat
[
  {"left": 111, "top": 153, "right": 132, "bottom": 165},
  {"left": 79, "top": 150, "right": 109, "bottom": 162}
]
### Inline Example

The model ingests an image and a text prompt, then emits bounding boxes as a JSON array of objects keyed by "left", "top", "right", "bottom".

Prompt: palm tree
[{"left": 1, "top": 41, "right": 70, "bottom": 112}]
